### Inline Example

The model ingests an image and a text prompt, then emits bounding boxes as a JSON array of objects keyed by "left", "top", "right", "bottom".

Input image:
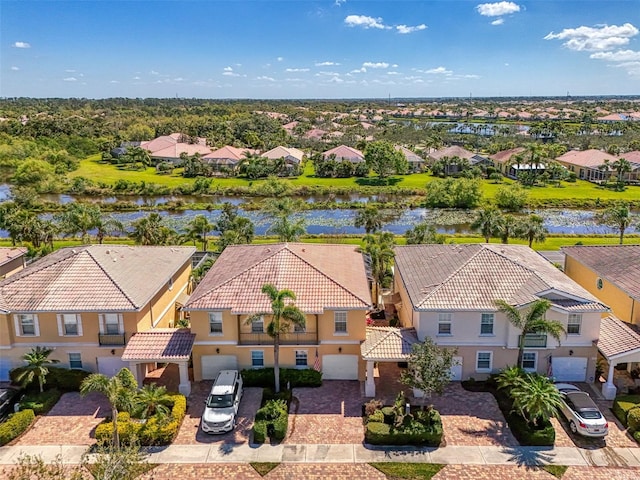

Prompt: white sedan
[{"left": 554, "top": 383, "right": 608, "bottom": 437}]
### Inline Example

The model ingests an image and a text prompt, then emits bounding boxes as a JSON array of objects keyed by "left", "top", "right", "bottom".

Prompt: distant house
[
  {"left": 322, "top": 145, "right": 365, "bottom": 163},
  {"left": 489, "top": 147, "right": 526, "bottom": 177},
  {"left": 139, "top": 133, "right": 211, "bottom": 165},
  {"left": 395, "top": 145, "right": 425, "bottom": 172},
  {"left": 555, "top": 149, "right": 622, "bottom": 182},
  {"left": 202, "top": 146, "right": 255, "bottom": 173},
  {"left": 427, "top": 146, "right": 491, "bottom": 174},
  {"left": 0, "top": 247, "right": 27, "bottom": 279},
  {"left": 261, "top": 146, "right": 305, "bottom": 167}
]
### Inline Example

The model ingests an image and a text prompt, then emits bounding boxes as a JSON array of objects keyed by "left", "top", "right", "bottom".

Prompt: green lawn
[{"left": 369, "top": 462, "right": 444, "bottom": 479}]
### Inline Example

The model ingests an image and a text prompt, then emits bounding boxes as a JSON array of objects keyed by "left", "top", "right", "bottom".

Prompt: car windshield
[
  {"left": 577, "top": 409, "right": 603, "bottom": 420},
  {"left": 207, "top": 394, "right": 234, "bottom": 408}
]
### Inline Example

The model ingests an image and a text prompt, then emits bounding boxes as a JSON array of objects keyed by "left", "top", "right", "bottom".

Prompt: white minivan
[{"left": 201, "top": 370, "right": 243, "bottom": 434}]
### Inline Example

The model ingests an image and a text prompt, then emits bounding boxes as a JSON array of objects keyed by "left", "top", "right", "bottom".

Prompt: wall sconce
[
  {"left": 110, "top": 349, "right": 115, "bottom": 355},
  {"left": 338, "top": 347, "right": 342, "bottom": 353},
  {"left": 569, "top": 350, "right": 574, "bottom": 356},
  {"left": 216, "top": 348, "right": 220, "bottom": 354}
]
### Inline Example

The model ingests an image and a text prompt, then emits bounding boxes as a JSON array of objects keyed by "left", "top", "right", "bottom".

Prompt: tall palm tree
[
  {"left": 497, "top": 214, "right": 519, "bottom": 244},
  {"left": 129, "top": 213, "right": 175, "bottom": 245},
  {"left": 517, "top": 214, "right": 547, "bottom": 248},
  {"left": 361, "top": 232, "right": 395, "bottom": 305},
  {"left": 56, "top": 203, "right": 101, "bottom": 243},
  {"left": 263, "top": 198, "right": 306, "bottom": 242},
  {"left": 510, "top": 373, "right": 563, "bottom": 428},
  {"left": 135, "top": 383, "right": 172, "bottom": 419},
  {"left": 354, "top": 205, "right": 383, "bottom": 234},
  {"left": 495, "top": 298, "right": 566, "bottom": 368},
  {"left": 601, "top": 201, "right": 634, "bottom": 244},
  {"left": 15, "top": 346, "right": 60, "bottom": 393},
  {"left": 471, "top": 206, "right": 503, "bottom": 243},
  {"left": 246, "top": 284, "right": 305, "bottom": 393},
  {"left": 612, "top": 158, "right": 632, "bottom": 186},
  {"left": 95, "top": 216, "right": 125, "bottom": 244},
  {"left": 186, "top": 214, "right": 214, "bottom": 251},
  {"left": 80, "top": 368, "right": 138, "bottom": 449}
]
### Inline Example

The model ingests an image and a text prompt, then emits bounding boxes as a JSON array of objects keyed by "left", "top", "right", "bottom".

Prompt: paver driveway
[
  {"left": 287, "top": 380, "right": 364, "bottom": 444},
  {"left": 173, "top": 381, "right": 262, "bottom": 445},
  {"left": 15, "top": 392, "right": 109, "bottom": 445}
]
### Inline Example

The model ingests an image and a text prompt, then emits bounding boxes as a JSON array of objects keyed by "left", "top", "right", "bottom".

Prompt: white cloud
[
  {"left": 425, "top": 66, "right": 453, "bottom": 75},
  {"left": 544, "top": 23, "right": 638, "bottom": 52},
  {"left": 110, "top": 80, "right": 119, "bottom": 84},
  {"left": 133, "top": 76, "right": 141, "bottom": 80},
  {"left": 65, "top": 69, "right": 76, "bottom": 73},
  {"left": 363, "top": 61, "right": 389, "bottom": 69},
  {"left": 476, "top": 2, "right": 520, "bottom": 17},
  {"left": 285, "top": 68, "right": 310, "bottom": 72},
  {"left": 316, "top": 71, "right": 340, "bottom": 76},
  {"left": 350, "top": 68, "right": 367, "bottom": 73},
  {"left": 277, "top": 57, "right": 284, "bottom": 62},
  {"left": 590, "top": 49, "right": 640, "bottom": 62},
  {"left": 491, "top": 18, "right": 504, "bottom": 26},
  {"left": 612, "top": 61, "right": 640, "bottom": 76},
  {"left": 396, "top": 24, "right": 427, "bottom": 34},
  {"left": 174, "top": 77, "right": 184, "bottom": 82},
  {"left": 315, "top": 61, "right": 340, "bottom": 66},
  {"left": 223, "top": 72, "right": 240, "bottom": 77},
  {"left": 335, "top": 0, "right": 346, "bottom": 5},
  {"left": 344, "top": 15, "right": 387, "bottom": 30},
  {"left": 150, "top": 70, "right": 160, "bottom": 75},
  {"left": 328, "top": 77, "right": 344, "bottom": 83},
  {"left": 387, "top": 71, "right": 400, "bottom": 75},
  {"left": 63, "top": 77, "right": 77, "bottom": 82},
  {"left": 13, "top": 41, "right": 30, "bottom": 48},
  {"left": 223, "top": 66, "right": 233, "bottom": 72},
  {"left": 11, "top": 66, "right": 19, "bottom": 71},
  {"left": 256, "top": 76, "right": 275, "bottom": 81}
]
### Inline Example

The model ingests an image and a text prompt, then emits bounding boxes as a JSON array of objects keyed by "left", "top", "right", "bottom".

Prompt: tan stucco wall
[
  {"left": 0, "top": 257, "right": 25, "bottom": 279},
  {"left": 564, "top": 256, "right": 637, "bottom": 325}
]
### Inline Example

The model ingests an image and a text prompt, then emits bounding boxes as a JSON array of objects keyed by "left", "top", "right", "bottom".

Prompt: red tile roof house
[
  {"left": 182, "top": 243, "right": 373, "bottom": 382},
  {"left": 0, "top": 245, "right": 197, "bottom": 395},
  {"left": 427, "top": 146, "right": 492, "bottom": 175},
  {"left": 555, "top": 149, "right": 620, "bottom": 183},
  {"left": 385, "top": 244, "right": 608, "bottom": 397},
  {"left": 139, "top": 133, "right": 211, "bottom": 165},
  {"left": 395, "top": 145, "right": 425, "bottom": 173},
  {"left": 322, "top": 145, "right": 365, "bottom": 163},
  {"left": 489, "top": 147, "right": 526, "bottom": 178},
  {"left": 261, "top": 146, "right": 306, "bottom": 167},
  {"left": 201, "top": 145, "right": 256, "bottom": 175}
]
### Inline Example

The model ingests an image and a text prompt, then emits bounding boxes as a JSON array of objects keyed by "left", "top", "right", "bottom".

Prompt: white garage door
[
  {"left": 0, "top": 358, "right": 14, "bottom": 381},
  {"left": 450, "top": 356, "right": 463, "bottom": 381},
  {"left": 322, "top": 355, "right": 358, "bottom": 380},
  {"left": 552, "top": 357, "right": 588, "bottom": 382},
  {"left": 97, "top": 357, "right": 129, "bottom": 377},
  {"left": 201, "top": 355, "right": 238, "bottom": 380}
]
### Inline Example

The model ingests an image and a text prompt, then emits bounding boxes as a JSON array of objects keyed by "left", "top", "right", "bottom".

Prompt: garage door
[
  {"left": 322, "top": 355, "right": 358, "bottom": 380},
  {"left": 97, "top": 357, "right": 129, "bottom": 377},
  {"left": 0, "top": 358, "right": 13, "bottom": 381},
  {"left": 201, "top": 355, "right": 238, "bottom": 380},
  {"left": 552, "top": 357, "right": 588, "bottom": 382},
  {"left": 450, "top": 356, "right": 463, "bottom": 381}
]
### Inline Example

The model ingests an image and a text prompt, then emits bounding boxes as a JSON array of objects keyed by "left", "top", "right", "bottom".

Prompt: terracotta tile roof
[
  {"left": 0, "top": 247, "right": 27, "bottom": 267},
  {"left": 322, "top": 145, "right": 364, "bottom": 163},
  {"left": 361, "top": 326, "right": 419, "bottom": 360},
  {"left": 556, "top": 149, "right": 619, "bottom": 168},
  {"left": 395, "top": 145, "right": 424, "bottom": 163},
  {"left": 184, "top": 243, "right": 372, "bottom": 314},
  {"left": 202, "top": 145, "right": 255, "bottom": 164},
  {"left": 562, "top": 245, "right": 640, "bottom": 299},
  {"left": 150, "top": 143, "right": 211, "bottom": 159},
  {"left": 395, "top": 244, "right": 607, "bottom": 312},
  {"left": 428, "top": 145, "right": 475, "bottom": 160},
  {"left": 122, "top": 328, "right": 195, "bottom": 361},
  {"left": 262, "top": 146, "right": 305, "bottom": 163},
  {"left": 489, "top": 147, "right": 526, "bottom": 165},
  {"left": 597, "top": 315, "right": 640, "bottom": 359},
  {"left": 0, "top": 245, "right": 195, "bottom": 313}
]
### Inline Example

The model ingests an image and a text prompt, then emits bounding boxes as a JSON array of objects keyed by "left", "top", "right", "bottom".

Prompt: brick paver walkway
[
  {"left": 430, "top": 383, "right": 519, "bottom": 447},
  {"left": 15, "top": 392, "right": 109, "bottom": 445},
  {"left": 140, "top": 463, "right": 263, "bottom": 479},
  {"left": 287, "top": 381, "right": 364, "bottom": 444},
  {"left": 563, "top": 466, "right": 640, "bottom": 480},
  {"left": 173, "top": 382, "right": 262, "bottom": 445},
  {"left": 432, "top": 465, "right": 555, "bottom": 479}
]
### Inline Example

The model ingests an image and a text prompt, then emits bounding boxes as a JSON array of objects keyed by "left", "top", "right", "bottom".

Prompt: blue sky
[{"left": 2, "top": 1, "right": 639, "bottom": 99}]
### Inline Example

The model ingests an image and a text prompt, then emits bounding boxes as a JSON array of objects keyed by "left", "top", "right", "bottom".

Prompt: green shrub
[
  {"left": 381, "top": 406, "right": 395, "bottom": 425},
  {"left": 253, "top": 397, "right": 289, "bottom": 444},
  {"left": 272, "top": 412, "right": 288, "bottom": 441},
  {"left": 19, "top": 388, "right": 62, "bottom": 415},
  {"left": 365, "top": 419, "right": 442, "bottom": 446},
  {"left": 612, "top": 396, "right": 640, "bottom": 426},
  {"left": 368, "top": 410, "right": 384, "bottom": 424},
  {"left": 0, "top": 409, "right": 35, "bottom": 446},
  {"left": 508, "top": 413, "right": 555, "bottom": 446},
  {"left": 627, "top": 407, "right": 640, "bottom": 433},
  {"left": 10, "top": 366, "right": 90, "bottom": 392},
  {"left": 255, "top": 399, "right": 287, "bottom": 421},
  {"left": 634, "top": 431, "right": 640, "bottom": 443},
  {"left": 253, "top": 421, "right": 267, "bottom": 444},
  {"left": 241, "top": 368, "right": 322, "bottom": 388},
  {"left": 365, "top": 421, "right": 390, "bottom": 443},
  {"left": 262, "top": 388, "right": 293, "bottom": 406}
]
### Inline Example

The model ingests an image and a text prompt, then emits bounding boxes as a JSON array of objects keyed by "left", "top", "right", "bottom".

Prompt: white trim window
[
  {"left": 522, "top": 351, "right": 537, "bottom": 372},
  {"left": 251, "top": 350, "right": 264, "bottom": 368},
  {"left": 295, "top": 350, "right": 308, "bottom": 367},
  {"left": 480, "top": 313, "right": 494, "bottom": 335},
  {"left": 208, "top": 312, "right": 223, "bottom": 335},
  {"left": 14, "top": 314, "right": 40, "bottom": 337},
  {"left": 567, "top": 314, "right": 582, "bottom": 335},
  {"left": 476, "top": 351, "right": 493, "bottom": 372},
  {"left": 334, "top": 311, "right": 347, "bottom": 334},
  {"left": 251, "top": 316, "right": 264, "bottom": 333},
  {"left": 68, "top": 353, "right": 83, "bottom": 369},
  {"left": 57, "top": 314, "right": 83, "bottom": 336},
  {"left": 100, "top": 313, "right": 124, "bottom": 335},
  {"left": 438, "top": 313, "right": 452, "bottom": 335}
]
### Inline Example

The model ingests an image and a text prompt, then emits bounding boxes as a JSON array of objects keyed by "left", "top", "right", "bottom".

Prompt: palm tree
[
  {"left": 510, "top": 374, "right": 563, "bottom": 427},
  {"left": 80, "top": 368, "right": 138, "bottom": 449},
  {"left": 262, "top": 198, "right": 306, "bottom": 242},
  {"left": 612, "top": 158, "right": 632, "bottom": 186},
  {"left": 246, "top": 284, "right": 306, "bottom": 393},
  {"left": 497, "top": 214, "right": 519, "bottom": 244},
  {"left": 405, "top": 222, "right": 446, "bottom": 244},
  {"left": 471, "top": 206, "right": 503, "bottom": 243},
  {"left": 354, "top": 205, "right": 383, "bottom": 234},
  {"left": 56, "top": 203, "right": 101, "bottom": 243},
  {"left": 186, "top": 214, "right": 214, "bottom": 251},
  {"left": 601, "top": 201, "right": 634, "bottom": 244},
  {"left": 135, "top": 383, "right": 172, "bottom": 419},
  {"left": 215, "top": 216, "right": 255, "bottom": 251},
  {"left": 129, "top": 213, "right": 175, "bottom": 245},
  {"left": 95, "top": 216, "right": 125, "bottom": 244},
  {"left": 361, "top": 232, "right": 395, "bottom": 305},
  {"left": 15, "top": 346, "right": 60, "bottom": 393},
  {"left": 495, "top": 298, "right": 566, "bottom": 368},
  {"left": 517, "top": 214, "right": 547, "bottom": 248}
]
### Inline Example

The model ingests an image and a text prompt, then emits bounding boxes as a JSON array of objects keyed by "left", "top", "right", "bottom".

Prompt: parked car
[
  {"left": 201, "top": 370, "right": 243, "bottom": 434},
  {"left": 0, "top": 387, "right": 21, "bottom": 420},
  {"left": 554, "top": 383, "right": 608, "bottom": 437}
]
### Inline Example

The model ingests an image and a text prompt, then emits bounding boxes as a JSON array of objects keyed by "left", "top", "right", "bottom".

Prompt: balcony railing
[
  {"left": 239, "top": 331, "right": 319, "bottom": 345},
  {"left": 99, "top": 333, "right": 126, "bottom": 346},
  {"left": 519, "top": 334, "right": 547, "bottom": 348}
]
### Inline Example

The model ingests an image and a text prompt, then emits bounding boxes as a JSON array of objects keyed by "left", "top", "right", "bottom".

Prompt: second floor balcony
[
  {"left": 239, "top": 331, "right": 319, "bottom": 346},
  {"left": 98, "top": 333, "right": 127, "bottom": 346},
  {"left": 519, "top": 334, "right": 548, "bottom": 348}
]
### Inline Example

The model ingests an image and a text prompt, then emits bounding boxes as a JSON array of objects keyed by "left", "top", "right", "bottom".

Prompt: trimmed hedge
[
  {"left": 0, "top": 409, "right": 35, "bottom": 446},
  {"left": 241, "top": 368, "right": 321, "bottom": 388},
  {"left": 19, "top": 388, "right": 62, "bottom": 415},
  {"left": 507, "top": 412, "right": 555, "bottom": 446},
  {"left": 628, "top": 407, "right": 640, "bottom": 433},
  {"left": 634, "top": 431, "right": 640, "bottom": 443},
  {"left": 365, "top": 420, "right": 442, "bottom": 446},
  {"left": 253, "top": 398, "right": 288, "bottom": 444},
  {"left": 10, "top": 367, "right": 91, "bottom": 392},
  {"left": 612, "top": 395, "right": 640, "bottom": 426},
  {"left": 95, "top": 394, "right": 186, "bottom": 446}
]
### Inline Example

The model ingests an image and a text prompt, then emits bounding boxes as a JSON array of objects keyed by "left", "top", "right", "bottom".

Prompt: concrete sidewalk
[{"left": 1, "top": 444, "right": 640, "bottom": 468}]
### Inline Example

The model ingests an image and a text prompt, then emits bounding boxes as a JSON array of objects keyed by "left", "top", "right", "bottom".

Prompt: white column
[
  {"left": 178, "top": 361, "right": 191, "bottom": 397},
  {"left": 365, "top": 360, "right": 376, "bottom": 397},
  {"left": 602, "top": 360, "right": 617, "bottom": 400}
]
